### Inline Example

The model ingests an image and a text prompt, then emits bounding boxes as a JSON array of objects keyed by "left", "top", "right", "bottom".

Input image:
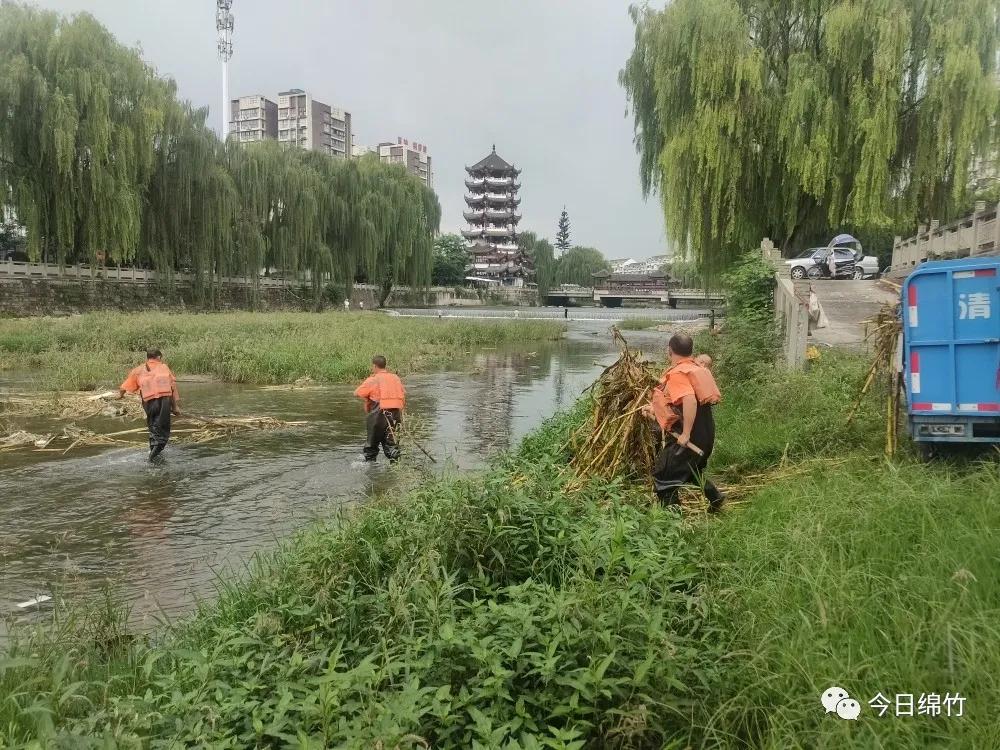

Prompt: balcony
[
  {"left": 463, "top": 210, "right": 486, "bottom": 222},
  {"left": 485, "top": 209, "right": 519, "bottom": 222},
  {"left": 485, "top": 193, "right": 519, "bottom": 205},
  {"left": 461, "top": 228, "right": 485, "bottom": 240},
  {"left": 485, "top": 226, "right": 513, "bottom": 238},
  {"left": 465, "top": 178, "right": 485, "bottom": 189}
]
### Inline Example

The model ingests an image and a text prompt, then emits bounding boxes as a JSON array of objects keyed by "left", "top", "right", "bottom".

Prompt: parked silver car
[{"left": 786, "top": 247, "right": 879, "bottom": 280}]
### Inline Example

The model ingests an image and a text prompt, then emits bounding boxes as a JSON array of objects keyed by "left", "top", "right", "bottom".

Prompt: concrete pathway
[{"left": 809, "top": 280, "right": 898, "bottom": 351}]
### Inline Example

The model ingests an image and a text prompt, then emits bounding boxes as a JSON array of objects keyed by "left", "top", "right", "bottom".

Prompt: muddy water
[{"left": 0, "top": 324, "right": 672, "bottom": 632}]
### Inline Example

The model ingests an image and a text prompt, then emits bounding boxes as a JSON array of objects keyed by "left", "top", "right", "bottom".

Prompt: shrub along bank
[{"left": 0, "top": 311, "right": 565, "bottom": 390}]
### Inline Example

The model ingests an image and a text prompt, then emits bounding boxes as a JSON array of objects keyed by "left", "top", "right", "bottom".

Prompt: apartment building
[
  {"left": 229, "top": 95, "right": 278, "bottom": 144},
  {"left": 275, "top": 89, "right": 352, "bottom": 158},
  {"left": 379, "top": 138, "right": 433, "bottom": 187}
]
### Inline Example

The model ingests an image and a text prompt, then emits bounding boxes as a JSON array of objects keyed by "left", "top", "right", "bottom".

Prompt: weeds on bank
[{"left": 0, "top": 312, "right": 565, "bottom": 389}]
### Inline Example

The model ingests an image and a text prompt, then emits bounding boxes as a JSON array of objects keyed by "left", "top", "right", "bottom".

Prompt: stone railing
[
  {"left": 890, "top": 202, "right": 1000, "bottom": 275},
  {"left": 0, "top": 260, "right": 304, "bottom": 288}
]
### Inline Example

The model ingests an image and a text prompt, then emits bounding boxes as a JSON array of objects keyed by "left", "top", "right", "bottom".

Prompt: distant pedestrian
[
  {"left": 564, "top": 307, "right": 568, "bottom": 319},
  {"left": 344, "top": 298, "right": 350, "bottom": 312},
  {"left": 118, "top": 348, "right": 180, "bottom": 462},
  {"left": 437, "top": 309, "right": 443, "bottom": 319},
  {"left": 360, "top": 300, "right": 365, "bottom": 311}
]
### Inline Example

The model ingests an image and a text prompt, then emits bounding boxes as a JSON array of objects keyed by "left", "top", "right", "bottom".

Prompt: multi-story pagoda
[{"left": 462, "top": 146, "right": 531, "bottom": 286}]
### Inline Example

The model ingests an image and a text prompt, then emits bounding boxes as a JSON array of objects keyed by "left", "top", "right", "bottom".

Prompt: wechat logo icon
[{"left": 822, "top": 686, "right": 861, "bottom": 720}]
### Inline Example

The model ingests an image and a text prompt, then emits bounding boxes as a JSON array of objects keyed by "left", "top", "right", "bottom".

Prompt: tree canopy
[
  {"left": 555, "top": 245, "right": 610, "bottom": 286},
  {"left": 0, "top": 3, "right": 439, "bottom": 303},
  {"left": 518, "top": 231, "right": 556, "bottom": 298},
  {"left": 432, "top": 233, "right": 469, "bottom": 286},
  {"left": 621, "top": 0, "right": 1000, "bottom": 274}
]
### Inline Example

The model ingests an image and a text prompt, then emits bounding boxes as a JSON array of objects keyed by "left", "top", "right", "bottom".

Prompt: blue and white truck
[{"left": 902, "top": 257, "right": 1000, "bottom": 452}]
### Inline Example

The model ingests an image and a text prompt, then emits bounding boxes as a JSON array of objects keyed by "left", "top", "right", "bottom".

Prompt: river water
[{"left": 0, "top": 319, "right": 690, "bottom": 634}]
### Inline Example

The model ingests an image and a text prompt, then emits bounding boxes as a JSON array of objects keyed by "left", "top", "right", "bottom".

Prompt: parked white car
[{"left": 786, "top": 248, "right": 879, "bottom": 280}]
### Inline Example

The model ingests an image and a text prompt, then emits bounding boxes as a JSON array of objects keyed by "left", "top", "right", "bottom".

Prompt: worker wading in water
[
  {"left": 643, "top": 334, "right": 724, "bottom": 511},
  {"left": 118, "top": 348, "right": 181, "bottom": 461},
  {"left": 354, "top": 355, "right": 406, "bottom": 462}
]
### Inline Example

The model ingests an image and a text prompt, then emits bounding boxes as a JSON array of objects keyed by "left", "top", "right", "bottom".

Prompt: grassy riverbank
[
  {"left": 2, "top": 326, "right": 998, "bottom": 746},
  {"left": 0, "top": 311, "right": 565, "bottom": 390},
  {"left": 696, "top": 459, "right": 1000, "bottom": 748}
]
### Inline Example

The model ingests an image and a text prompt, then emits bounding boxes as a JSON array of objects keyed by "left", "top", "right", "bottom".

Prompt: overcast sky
[{"left": 39, "top": 0, "right": 668, "bottom": 260}]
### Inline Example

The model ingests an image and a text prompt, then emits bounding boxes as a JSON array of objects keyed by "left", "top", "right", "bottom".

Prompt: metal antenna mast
[{"left": 216, "top": 0, "right": 234, "bottom": 139}]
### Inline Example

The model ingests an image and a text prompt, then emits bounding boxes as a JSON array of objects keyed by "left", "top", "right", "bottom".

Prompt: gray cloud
[{"left": 40, "top": 0, "right": 668, "bottom": 259}]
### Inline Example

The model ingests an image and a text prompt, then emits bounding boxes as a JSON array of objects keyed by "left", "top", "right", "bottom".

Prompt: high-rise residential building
[
  {"left": 229, "top": 95, "right": 278, "bottom": 144},
  {"left": 276, "top": 89, "right": 352, "bottom": 158},
  {"left": 461, "top": 146, "right": 532, "bottom": 287},
  {"left": 352, "top": 140, "right": 377, "bottom": 158},
  {"left": 378, "top": 138, "right": 433, "bottom": 187}
]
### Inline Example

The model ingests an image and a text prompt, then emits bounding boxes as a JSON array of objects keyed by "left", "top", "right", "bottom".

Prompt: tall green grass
[
  {"left": 694, "top": 462, "right": 1000, "bottom": 748},
  {"left": 0, "top": 312, "right": 565, "bottom": 389}
]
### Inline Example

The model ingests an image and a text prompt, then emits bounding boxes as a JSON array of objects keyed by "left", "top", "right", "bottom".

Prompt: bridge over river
[{"left": 543, "top": 285, "right": 726, "bottom": 309}]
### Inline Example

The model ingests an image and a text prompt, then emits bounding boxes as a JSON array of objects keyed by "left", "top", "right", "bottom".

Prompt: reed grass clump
[{"left": 0, "top": 312, "right": 565, "bottom": 389}]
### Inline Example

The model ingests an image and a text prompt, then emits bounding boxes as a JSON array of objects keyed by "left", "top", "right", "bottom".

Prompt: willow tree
[
  {"left": 356, "top": 160, "right": 440, "bottom": 306},
  {"left": 621, "top": 0, "right": 1000, "bottom": 274},
  {"left": 143, "top": 104, "right": 238, "bottom": 299},
  {"left": 556, "top": 245, "right": 610, "bottom": 286},
  {"left": 517, "top": 231, "right": 556, "bottom": 300},
  {"left": 227, "top": 141, "right": 325, "bottom": 285},
  {"left": 0, "top": 3, "right": 170, "bottom": 264}
]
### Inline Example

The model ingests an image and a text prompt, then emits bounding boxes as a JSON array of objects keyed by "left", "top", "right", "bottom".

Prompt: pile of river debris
[
  {"left": 0, "top": 390, "right": 304, "bottom": 455},
  {"left": 569, "top": 329, "right": 660, "bottom": 485}
]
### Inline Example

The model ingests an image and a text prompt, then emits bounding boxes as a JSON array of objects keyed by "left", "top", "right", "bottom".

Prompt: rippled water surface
[{"left": 0, "top": 322, "right": 678, "bottom": 632}]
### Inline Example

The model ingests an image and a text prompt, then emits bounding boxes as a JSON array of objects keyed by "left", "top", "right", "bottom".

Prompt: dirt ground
[{"left": 808, "top": 280, "right": 898, "bottom": 351}]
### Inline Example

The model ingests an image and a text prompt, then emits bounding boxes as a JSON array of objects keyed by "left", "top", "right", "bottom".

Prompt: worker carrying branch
[
  {"left": 354, "top": 355, "right": 406, "bottom": 462},
  {"left": 643, "top": 334, "right": 724, "bottom": 511},
  {"left": 118, "top": 348, "right": 180, "bottom": 461}
]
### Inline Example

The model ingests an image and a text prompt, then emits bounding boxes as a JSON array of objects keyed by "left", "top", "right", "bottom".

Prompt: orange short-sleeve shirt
[{"left": 663, "top": 365, "right": 696, "bottom": 406}]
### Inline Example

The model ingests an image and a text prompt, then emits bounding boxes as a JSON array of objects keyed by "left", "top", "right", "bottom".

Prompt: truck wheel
[{"left": 918, "top": 443, "right": 936, "bottom": 462}]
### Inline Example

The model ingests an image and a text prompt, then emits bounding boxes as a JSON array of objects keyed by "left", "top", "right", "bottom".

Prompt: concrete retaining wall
[
  {"left": 0, "top": 277, "right": 342, "bottom": 317},
  {"left": 0, "top": 277, "right": 537, "bottom": 318}
]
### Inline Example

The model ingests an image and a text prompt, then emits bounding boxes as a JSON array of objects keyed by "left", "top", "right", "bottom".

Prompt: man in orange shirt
[
  {"left": 648, "top": 334, "right": 723, "bottom": 511},
  {"left": 354, "top": 355, "right": 406, "bottom": 462},
  {"left": 118, "top": 348, "right": 180, "bottom": 461}
]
